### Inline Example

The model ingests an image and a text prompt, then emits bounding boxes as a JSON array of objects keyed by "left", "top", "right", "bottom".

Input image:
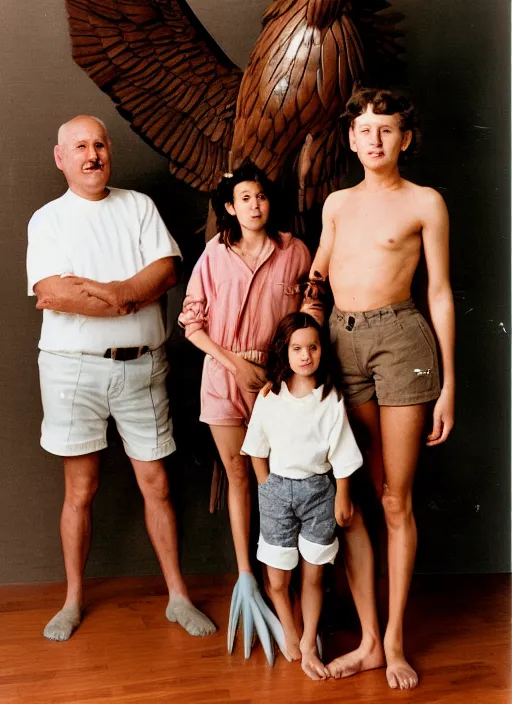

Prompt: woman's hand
[
  {"left": 426, "top": 385, "right": 455, "bottom": 446},
  {"left": 231, "top": 355, "right": 267, "bottom": 393}
]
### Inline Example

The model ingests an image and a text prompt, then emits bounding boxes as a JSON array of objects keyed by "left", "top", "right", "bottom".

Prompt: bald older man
[{"left": 27, "top": 115, "right": 216, "bottom": 641}]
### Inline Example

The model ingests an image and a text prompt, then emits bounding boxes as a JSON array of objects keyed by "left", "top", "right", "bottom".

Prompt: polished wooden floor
[{"left": 0, "top": 574, "right": 509, "bottom": 704}]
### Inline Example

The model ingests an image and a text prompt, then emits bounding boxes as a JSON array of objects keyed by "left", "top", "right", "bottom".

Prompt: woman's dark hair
[
  {"left": 344, "top": 86, "right": 421, "bottom": 157},
  {"left": 211, "top": 161, "right": 282, "bottom": 247},
  {"left": 266, "top": 312, "right": 341, "bottom": 401}
]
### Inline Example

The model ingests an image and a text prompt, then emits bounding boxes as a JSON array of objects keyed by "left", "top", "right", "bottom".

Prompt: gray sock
[
  {"left": 43, "top": 605, "right": 82, "bottom": 642},
  {"left": 166, "top": 596, "right": 216, "bottom": 637}
]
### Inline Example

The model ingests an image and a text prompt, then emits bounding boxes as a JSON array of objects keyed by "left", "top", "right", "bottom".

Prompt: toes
[
  {"left": 302, "top": 664, "right": 321, "bottom": 681},
  {"left": 386, "top": 670, "right": 399, "bottom": 689},
  {"left": 326, "top": 660, "right": 343, "bottom": 679},
  {"left": 317, "top": 665, "right": 329, "bottom": 679}
]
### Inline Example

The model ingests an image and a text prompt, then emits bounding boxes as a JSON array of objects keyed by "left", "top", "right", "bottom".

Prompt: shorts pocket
[
  {"left": 258, "top": 474, "right": 274, "bottom": 490},
  {"left": 414, "top": 314, "right": 437, "bottom": 356}
]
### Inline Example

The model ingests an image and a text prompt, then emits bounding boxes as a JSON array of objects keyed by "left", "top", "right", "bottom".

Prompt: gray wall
[{"left": 0, "top": 0, "right": 509, "bottom": 584}]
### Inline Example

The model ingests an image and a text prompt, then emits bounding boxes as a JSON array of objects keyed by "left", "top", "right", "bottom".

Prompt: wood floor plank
[{"left": 0, "top": 574, "right": 509, "bottom": 703}]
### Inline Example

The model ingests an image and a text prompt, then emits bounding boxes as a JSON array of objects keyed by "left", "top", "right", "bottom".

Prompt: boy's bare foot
[
  {"left": 300, "top": 640, "right": 329, "bottom": 680},
  {"left": 385, "top": 654, "right": 418, "bottom": 690},
  {"left": 326, "top": 638, "right": 385, "bottom": 679}
]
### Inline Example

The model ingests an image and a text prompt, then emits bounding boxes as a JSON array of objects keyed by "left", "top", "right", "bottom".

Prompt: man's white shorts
[{"left": 38, "top": 347, "right": 176, "bottom": 461}]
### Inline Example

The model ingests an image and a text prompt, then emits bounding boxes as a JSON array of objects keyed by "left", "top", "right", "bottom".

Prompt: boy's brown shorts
[{"left": 329, "top": 299, "right": 441, "bottom": 409}]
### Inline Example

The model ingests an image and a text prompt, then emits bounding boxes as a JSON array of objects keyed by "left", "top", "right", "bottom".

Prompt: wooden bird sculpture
[
  {"left": 65, "top": 0, "right": 402, "bottom": 664},
  {"left": 66, "top": 0, "right": 402, "bottom": 240}
]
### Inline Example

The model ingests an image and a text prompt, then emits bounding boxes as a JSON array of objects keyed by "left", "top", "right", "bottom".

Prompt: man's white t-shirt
[
  {"left": 241, "top": 382, "right": 363, "bottom": 480},
  {"left": 27, "top": 188, "right": 182, "bottom": 354}
]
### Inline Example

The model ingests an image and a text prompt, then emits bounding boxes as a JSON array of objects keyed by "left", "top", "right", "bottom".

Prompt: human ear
[
  {"left": 54, "top": 145, "right": 64, "bottom": 171},
  {"left": 401, "top": 130, "right": 413, "bottom": 152},
  {"left": 349, "top": 125, "right": 357, "bottom": 153},
  {"left": 225, "top": 202, "right": 236, "bottom": 216}
]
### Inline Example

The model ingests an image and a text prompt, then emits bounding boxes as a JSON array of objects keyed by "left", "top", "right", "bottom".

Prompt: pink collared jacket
[{"left": 178, "top": 233, "right": 311, "bottom": 363}]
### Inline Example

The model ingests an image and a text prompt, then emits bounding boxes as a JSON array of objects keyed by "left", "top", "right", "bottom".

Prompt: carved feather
[
  {"left": 66, "top": 0, "right": 403, "bottom": 217},
  {"left": 67, "top": 0, "right": 242, "bottom": 191}
]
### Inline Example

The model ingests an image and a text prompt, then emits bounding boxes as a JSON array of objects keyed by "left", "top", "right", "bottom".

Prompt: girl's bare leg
[
  {"left": 210, "top": 425, "right": 251, "bottom": 573},
  {"left": 266, "top": 566, "right": 301, "bottom": 660},
  {"left": 300, "top": 561, "right": 329, "bottom": 680}
]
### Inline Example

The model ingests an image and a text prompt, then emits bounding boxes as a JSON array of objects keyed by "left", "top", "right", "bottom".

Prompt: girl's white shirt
[{"left": 241, "top": 382, "right": 363, "bottom": 480}]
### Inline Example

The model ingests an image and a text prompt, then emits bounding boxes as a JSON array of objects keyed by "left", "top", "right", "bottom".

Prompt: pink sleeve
[{"left": 178, "top": 252, "right": 213, "bottom": 338}]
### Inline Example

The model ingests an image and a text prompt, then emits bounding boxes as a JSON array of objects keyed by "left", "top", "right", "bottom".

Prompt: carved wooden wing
[
  {"left": 232, "top": 0, "right": 404, "bottom": 213},
  {"left": 66, "top": 0, "right": 243, "bottom": 191}
]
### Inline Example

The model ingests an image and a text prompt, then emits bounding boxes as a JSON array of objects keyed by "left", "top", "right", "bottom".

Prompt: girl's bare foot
[
  {"left": 285, "top": 632, "right": 302, "bottom": 661},
  {"left": 300, "top": 640, "right": 329, "bottom": 680}
]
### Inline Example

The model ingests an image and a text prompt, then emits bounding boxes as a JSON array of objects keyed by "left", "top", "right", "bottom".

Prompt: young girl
[
  {"left": 177, "top": 163, "right": 311, "bottom": 658},
  {"left": 241, "top": 312, "right": 363, "bottom": 679}
]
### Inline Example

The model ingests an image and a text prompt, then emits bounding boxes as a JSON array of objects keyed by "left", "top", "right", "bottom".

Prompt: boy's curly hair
[{"left": 344, "top": 86, "right": 421, "bottom": 157}]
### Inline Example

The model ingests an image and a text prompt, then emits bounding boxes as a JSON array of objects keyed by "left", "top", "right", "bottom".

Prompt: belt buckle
[
  {"left": 346, "top": 315, "right": 355, "bottom": 332},
  {"left": 110, "top": 347, "right": 118, "bottom": 360}
]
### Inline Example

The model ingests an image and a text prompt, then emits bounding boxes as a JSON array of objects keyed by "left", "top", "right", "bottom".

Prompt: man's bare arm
[
  {"left": 300, "top": 193, "right": 338, "bottom": 324},
  {"left": 34, "top": 276, "right": 130, "bottom": 317},
  {"left": 421, "top": 188, "right": 455, "bottom": 445},
  {"left": 80, "top": 256, "right": 179, "bottom": 310}
]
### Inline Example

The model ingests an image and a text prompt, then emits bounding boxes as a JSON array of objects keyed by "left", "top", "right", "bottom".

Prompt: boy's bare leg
[
  {"left": 131, "top": 458, "right": 216, "bottom": 636},
  {"left": 300, "top": 561, "right": 329, "bottom": 680},
  {"left": 44, "top": 452, "right": 100, "bottom": 641},
  {"left": 327, "top": 400, "right": 385, "bottom": 678},
  {"left": 379, "top": 404, "right": 427, "bottom": 690},
  {"left": 266, "top": 566, "right": 301, "bottom": 660},
  {"left": 210, "top": 425, "right": 252, "bottom": 573}
]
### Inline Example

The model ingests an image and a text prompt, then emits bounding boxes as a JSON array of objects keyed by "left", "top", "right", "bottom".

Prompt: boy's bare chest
[{"left": 334, "top": 199, "right": 422, "bottom": 254}]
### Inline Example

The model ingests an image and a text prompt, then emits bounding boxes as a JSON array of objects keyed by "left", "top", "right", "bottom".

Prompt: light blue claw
[
  {"left": 242, "top": 584, "right": 254, "bottom": 659},
  {"left": 226, "top": 573, "right": 289, "bottom": 666},
  {"left": 252, "top": 589, "right": 290, "bottom": 661},
  {"left": 227, "top": 580, "right": 242, "bottom": 654}
]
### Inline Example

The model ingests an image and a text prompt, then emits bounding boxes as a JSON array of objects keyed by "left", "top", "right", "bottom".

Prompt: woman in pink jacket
[{"left": 178, "top": 163, "right": 310, "bottom": 661}]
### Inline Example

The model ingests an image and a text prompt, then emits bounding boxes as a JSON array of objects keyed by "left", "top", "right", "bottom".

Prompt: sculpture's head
[
  {"left": 54, "top": 115, "right": 111, "bottom": 201},
  {"left": 212, "top": 161, "right": 283, "bottom": 247},
  {"left": 304, "top": 0, "right": 350, "bottom": 28},
  {"left": 345, "top": 87, "right": 420, "bottom": 169}
]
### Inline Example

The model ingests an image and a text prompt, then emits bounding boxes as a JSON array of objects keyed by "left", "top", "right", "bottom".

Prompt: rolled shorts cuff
[
  {"left": 377, "top": 389, "right": 441, "bottom": 407},
  {"left": 40, "top": 435, "right": 107, "bottom": 457},
  {"left": 257, "top": 535, "right": 299, "bottom": 570},
  {"left": 124, "top": 437, "right": 177, "bottom": 462},
  {"left": 199, "top": 414, "right": 245, "bottom": 427},
  {"left": 344, "top": 387, "right": 376, "bottom": 410},
  {"left": 298, "top": 534, "right": 339, "bottom": 565}
]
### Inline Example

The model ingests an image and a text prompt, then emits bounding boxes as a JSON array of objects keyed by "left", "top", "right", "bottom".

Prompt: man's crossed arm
[{"left": 34, "top": 257, "right": 179, "bottom": 317}]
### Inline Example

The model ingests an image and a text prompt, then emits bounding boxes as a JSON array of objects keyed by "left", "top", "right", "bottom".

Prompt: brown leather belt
[{"left": 103, "top": 346, "right": 149, "bottom": 361}]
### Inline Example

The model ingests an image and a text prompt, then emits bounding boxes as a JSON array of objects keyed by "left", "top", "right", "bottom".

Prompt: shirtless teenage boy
[{"left": 310, "top": 88, "right": 455, "bottom": 690}]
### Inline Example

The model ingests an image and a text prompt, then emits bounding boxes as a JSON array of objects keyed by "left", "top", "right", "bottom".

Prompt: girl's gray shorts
[{"left": 257, "top": 473, "right": 339, "bottom": 570}]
